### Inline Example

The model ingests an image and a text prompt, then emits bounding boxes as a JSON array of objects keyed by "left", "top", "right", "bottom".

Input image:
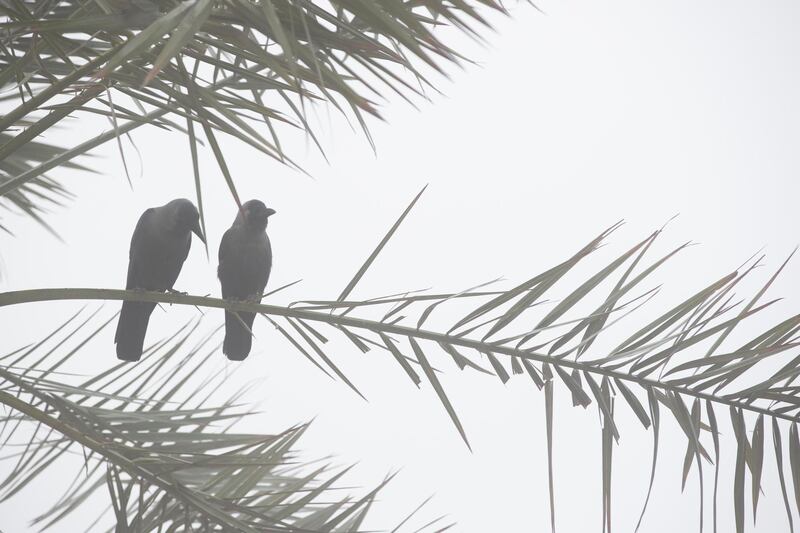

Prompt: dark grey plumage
[
  {"left": 115, "top": 199, "right": 205, "bottom": 361},
  {"left": 218, "top": 200, "right": 275, "bottom": 361}
]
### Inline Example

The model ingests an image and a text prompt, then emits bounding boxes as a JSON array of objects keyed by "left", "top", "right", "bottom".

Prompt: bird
[
  {"left": 218, "top": 199, "right": 275, "bottom": 361},
  {"left": 114, "top": 199, "right": 205, "bottom": 361}
]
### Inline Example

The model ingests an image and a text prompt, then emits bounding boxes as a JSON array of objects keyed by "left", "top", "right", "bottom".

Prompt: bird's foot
[
  {"left": 245, "top": 293, "right": 262, "bottom": 304},
  {"left": 166, "top": 288, "right": 188, "bottom": 296},
  {"left": 222, "top": 295, "right": 259, "bottom": 303}
]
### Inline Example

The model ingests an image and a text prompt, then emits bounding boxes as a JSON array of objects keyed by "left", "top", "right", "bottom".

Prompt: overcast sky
[{"left": 3, "top": 0, "right": 800, "bottom": 531}]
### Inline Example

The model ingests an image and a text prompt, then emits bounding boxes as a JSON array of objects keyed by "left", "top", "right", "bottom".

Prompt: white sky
[{"left": 2, "top": 0, "right": 800, "bottom": 531}]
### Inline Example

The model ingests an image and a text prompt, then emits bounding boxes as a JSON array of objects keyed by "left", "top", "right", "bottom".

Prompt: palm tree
[{"left": 2, "top": 2, "right": 800, "bottom": 533}]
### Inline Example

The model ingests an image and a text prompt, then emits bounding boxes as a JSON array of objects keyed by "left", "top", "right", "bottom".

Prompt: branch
[{"left": 1, "top": 287, "right": 797, "bottom": 424}]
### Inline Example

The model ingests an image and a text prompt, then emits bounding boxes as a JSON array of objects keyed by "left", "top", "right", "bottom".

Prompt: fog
[{"left": 2, "top": 1, "right": 800, "bottom": 531}]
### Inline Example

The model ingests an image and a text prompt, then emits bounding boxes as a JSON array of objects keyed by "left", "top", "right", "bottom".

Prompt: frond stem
[{"left": 0, "top": 288, "right": 793, "bottom": 424}]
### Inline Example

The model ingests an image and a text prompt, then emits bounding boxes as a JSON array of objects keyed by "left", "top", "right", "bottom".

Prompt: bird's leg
[
  {"left": 245, "top": 293, "right": 264, "bottom": 305},
  {"left": 163, "top": 288, "right": 188, "bottom": 308},
  {"left": 166, "top": 287, "right": 188, "bottom": 296}
]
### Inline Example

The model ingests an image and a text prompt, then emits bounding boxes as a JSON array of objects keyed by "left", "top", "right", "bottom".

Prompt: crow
[
  {"left": 115, "top": 199, "right": 205, "bottom": 361},
  {"left": 218, "top": 200, "right": 275, "bottom": 361}
]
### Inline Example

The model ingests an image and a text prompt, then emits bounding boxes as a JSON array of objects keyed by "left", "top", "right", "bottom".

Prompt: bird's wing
[
  {"left": 217, "top": 227, "right": 235, "bottom": 280},
  {"left": 162, "top": 232, "right": 192, "bottom": 291},
  {"left": 260, "top": 236, "right": 273, "bottom": 294},
  {"left": 125, "top": 208, "right": 155, "bottom": 289}
]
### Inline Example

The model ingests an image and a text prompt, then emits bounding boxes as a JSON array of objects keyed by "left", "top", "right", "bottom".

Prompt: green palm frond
[
  {"left": 1, "top": 222, "right": 798, "bottom": 532},
  {"left": 0, "top": 0, "right": 507, "bottom": 230},
  {"left": 0, "top": 130, "right": 84, "bottom": 236},
  {"left": 0, "top": 309, "right": 447, "bottom": 531}
]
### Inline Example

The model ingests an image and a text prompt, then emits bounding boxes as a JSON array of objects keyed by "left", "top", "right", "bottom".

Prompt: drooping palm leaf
[
  {"left": 0, "top": 310, "right": 447, "bottom": 531},
  {"left": 0, "top": 131, "right": 81, "bottom": 236},
  {"left": 0, "top": 0, "right": 507, "bottom": 231}
]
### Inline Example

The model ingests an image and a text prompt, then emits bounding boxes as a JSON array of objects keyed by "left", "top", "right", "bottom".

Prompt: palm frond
[
  {"left": 1, "top": 229, "right": 798, "bottom": 531},
  {"left": 0, "top": 131, "right": 81, "bottom": 236},
  {"left": 0, "top": 310, "right": 445, "bottom": 531},
  {"left": 4, "top": 187, "right": 799, "bottom": 531},
  {"left": 0, "top": 0, "right": 508, "bottom": 230}
]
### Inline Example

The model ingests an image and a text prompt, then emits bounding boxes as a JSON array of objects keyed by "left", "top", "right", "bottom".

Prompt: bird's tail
[
  {"left": 223, "top": 310, "right": 256, "bottom": 361},
  {"left": 115, "top": 301, "right": 156, "bottom": 362}
]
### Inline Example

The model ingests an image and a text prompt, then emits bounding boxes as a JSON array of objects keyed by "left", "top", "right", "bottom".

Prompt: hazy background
[{"left": 2, "top": 0, "right": 800, "bottom": 531}]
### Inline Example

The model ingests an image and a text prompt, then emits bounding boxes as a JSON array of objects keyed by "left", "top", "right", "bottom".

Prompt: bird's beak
[
  {"left": 191, "top": 220, "right": 206, "bottom": 244},
  {"left": 265, "top": 208, "right": 276, "bottom": 218}
]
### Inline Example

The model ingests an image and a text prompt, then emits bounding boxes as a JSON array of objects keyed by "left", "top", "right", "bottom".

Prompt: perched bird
[
  {"left": 218, "top": 200, "right": 275, "bottom": 361},
  {"left": 115, "top": 199, "right": 205, "bottom": 361}
]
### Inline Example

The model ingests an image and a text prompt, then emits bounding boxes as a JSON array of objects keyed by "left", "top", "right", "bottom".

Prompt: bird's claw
[
  {"left": 167, "top": 288, "right": 188, "bottom": 296},
  {"left": 223, "top": 295, "right": 260, "bottom": 303}
]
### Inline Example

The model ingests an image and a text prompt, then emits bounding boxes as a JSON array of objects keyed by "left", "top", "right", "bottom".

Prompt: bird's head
[
  {"left": 238, "top": 199, "right": 276, "bottom": 231},
  {"left": 170, "top": 198, "right": 206, "bottom": 244}
]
